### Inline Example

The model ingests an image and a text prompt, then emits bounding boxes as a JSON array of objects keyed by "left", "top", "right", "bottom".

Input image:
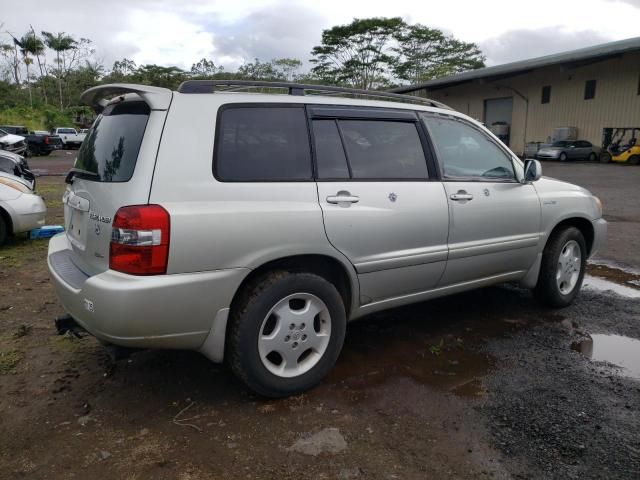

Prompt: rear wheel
[
  {"left": 629, "top": 155, "right": 639, "bottom": 165},
  {"left": 227, "top": 271, "right": 346, "bottom": 397},
  {"left": 587, "top": 152, "right": 597, "bottom": 162},
  {"left": 559, "top": 152, "right": 568, "bottom": 162},
  {"left": 40, "top": 150, "right": 51, "bottom": 156},
  {"left": 534, "top": 227, "right": 586, "bottom": 308}
]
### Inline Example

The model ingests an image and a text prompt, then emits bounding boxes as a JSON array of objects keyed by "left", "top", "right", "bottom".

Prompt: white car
[
  {"left": 0, "top": 166, "right": 46, "bottom": 246},
  {"left": 0, "top": 128, "right": 27, "bottom": 155}
]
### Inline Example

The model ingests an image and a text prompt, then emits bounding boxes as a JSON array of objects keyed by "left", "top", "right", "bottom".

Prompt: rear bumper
[
  {"left": 47, "top": 233, "right": 248, "bottom": 350},
  {"left": 590, "top": 218, "right": 607, "bottom": 258}
]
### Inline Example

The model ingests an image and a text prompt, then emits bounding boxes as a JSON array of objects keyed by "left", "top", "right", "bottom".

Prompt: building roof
[{"left": 392, "top": 36, "right": 640, "bottom": 93}]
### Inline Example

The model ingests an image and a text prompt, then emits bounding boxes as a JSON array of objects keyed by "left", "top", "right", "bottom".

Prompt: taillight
[
  {"left": 109, "top": 205, "right": 170, "bottom": 275},
  {"left": 44, "top": 136, "right": 49, "bottom": 145}
]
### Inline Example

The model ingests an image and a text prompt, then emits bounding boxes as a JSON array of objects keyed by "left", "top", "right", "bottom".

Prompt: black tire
[
  {"left": 40, "top": 150, "right": 51, "bottom": 156},
  {"left": 600, "top": 152, "right": 611, "bottom": 163},
  {"left": 227, "top": 271, "right": 346, "bottom": 398},
  {"left": 629, "top": 155, "right": 639, "bottom": 165},
  {"left": 0, "top": 215, "right": 7, "bottom": 247},
  {"left": 559, "top": 152, "right": 568, "bottom": 162},
  {"left": 534, "top": 226, "right": 586, "bottom": 308},
  {"left": 587, "top": 152, "right": 597, "bottom": 162}
]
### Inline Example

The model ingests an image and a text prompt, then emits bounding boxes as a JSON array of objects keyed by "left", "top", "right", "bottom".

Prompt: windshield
[
  {"left": 73, "top": 101, "right": 150, "bottom": 182},
  {"left": 551, "top": 141, "right": 571, "bottom": 147},
  {"left": 59, "top": 128, "right": 77, "bottom": 134}
]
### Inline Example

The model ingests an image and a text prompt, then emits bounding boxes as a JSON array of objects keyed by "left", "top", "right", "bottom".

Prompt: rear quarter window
[
  {"left": 73, "top": 101, "right": 150, "bottom": 182},
  {"left": 214, "top": 106, "right": 312, "bottom": 182}
]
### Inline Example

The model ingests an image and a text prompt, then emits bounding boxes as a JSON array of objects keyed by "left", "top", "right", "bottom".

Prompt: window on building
[
  {"left": 541, "top": 85, "right": 551, "bottom": 104},
  {"left": 584, "top": 80, "right": 597, "bottom": 100},
  {"left": 421, "top": 115, "right": 515, "bottom": 181},
  {"left": 214, "top": 106, "right": 312, "bottom": 181}
]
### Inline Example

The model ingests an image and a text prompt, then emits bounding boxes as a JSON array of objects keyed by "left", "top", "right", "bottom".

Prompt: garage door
[{"left": 484, "top": 97, "right": 513, "bottom": 146}]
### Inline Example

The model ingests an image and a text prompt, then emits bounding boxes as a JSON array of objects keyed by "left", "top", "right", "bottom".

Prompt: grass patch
[
  {"left": 51, "top": 335, "right": 93, "bottom": 354},
  {"left": 0, "top": 348, "right": 22, "bottom": 374},
  {"left": 0, "top": 238, "right": 50, "bottom": 269}
]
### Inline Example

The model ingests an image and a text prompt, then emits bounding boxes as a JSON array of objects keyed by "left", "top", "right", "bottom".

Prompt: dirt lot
[{"left": 1, "top": 153, "right": 639, "bottom": 479}]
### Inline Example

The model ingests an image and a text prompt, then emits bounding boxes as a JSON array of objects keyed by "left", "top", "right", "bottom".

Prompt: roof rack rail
[{"left": 177, "top": 80, "right": 450, "bottom": 109}]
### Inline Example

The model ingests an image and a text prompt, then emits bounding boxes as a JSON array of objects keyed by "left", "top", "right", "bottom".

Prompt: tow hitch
[{"left": 55, "top": 314, "right": 89, "bottom": 338}]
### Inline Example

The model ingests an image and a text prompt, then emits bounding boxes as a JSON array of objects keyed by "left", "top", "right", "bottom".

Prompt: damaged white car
[{"left": 0, "top": 128, "right": 28, "bottom": 155}]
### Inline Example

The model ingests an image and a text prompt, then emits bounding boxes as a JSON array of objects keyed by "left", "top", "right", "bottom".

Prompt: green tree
[
  {"left": 310, "top": 17, "right": 405, "bottom": 89},
  {"left": 392, "top": 24, "right": 485, "bottom": 84},
  {"left": 190, "top": 58, "right": 223, "bottom": 78},
  {"left": 237, "top": 58, "right": 278, "bottom": 80},
  {"left": 42, "top": 31, "right": 77, "bottom": 110},
  {"left": 271, "top": 58, "right": 302, "bottom": 81},
  {"left": 132, "top": 64, "right": 186, "bottom": 89}
]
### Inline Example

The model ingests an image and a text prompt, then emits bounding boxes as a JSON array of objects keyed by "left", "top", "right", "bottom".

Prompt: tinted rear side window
[
  {"left": 313, "top": 120, "right": 350, "bottom": 179},
  {"left": 74, "top": 101, "right": 150, "bottom": 182},
  {"left": 338, "top": 120, "right": 428, "bottom": 179},
  {"left": 215, "top": 106, "right": 312, "bottom": 181}
]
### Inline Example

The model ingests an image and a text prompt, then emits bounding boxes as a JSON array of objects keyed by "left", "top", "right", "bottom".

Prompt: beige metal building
[{"left": 394, "top": 37, "right": 640, "bottom": 156}]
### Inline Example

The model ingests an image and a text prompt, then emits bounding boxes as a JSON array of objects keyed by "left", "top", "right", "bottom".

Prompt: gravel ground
[{"left": 0, "top": 152, "right": 638, "bottom": 479}]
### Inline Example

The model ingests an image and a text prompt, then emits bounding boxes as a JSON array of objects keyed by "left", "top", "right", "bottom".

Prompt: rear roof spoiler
[{"left": 80, "top": 84, "right": 172, "bottom": 112}]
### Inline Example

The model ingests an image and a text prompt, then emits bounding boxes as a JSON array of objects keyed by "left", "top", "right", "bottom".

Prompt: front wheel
[
  {"left": 0, "top": 215, "right": 7, "bottom": 246},
  {"left": 534, "top": 227, "right": 586, "bottom": 308},
  {"left": 559, "top": 152, "right": 568, "bottom": 162},
  {"left": 600, "top": 152, "right": 611, "bottom": 163},
  {"left": 227, "top": 271, "right": 346, "bottom": 397}
]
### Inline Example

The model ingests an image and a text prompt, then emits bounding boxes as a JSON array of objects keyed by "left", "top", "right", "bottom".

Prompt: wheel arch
[
  {"left": 547, "top": 216, "right": 595, "bottom": 256},
  {"left": 229, "top": 254, "right": 358, "bottom": 320}
]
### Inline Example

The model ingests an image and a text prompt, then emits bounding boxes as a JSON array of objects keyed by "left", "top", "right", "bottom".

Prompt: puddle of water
[
  {"left": 587, "top": 263, "right": 640, "bottom": 291},
  {"left": 572, "top": 334, "right": 640, "bottom": 380},
  {"left": 582, "top": 275, "right": 640, "bottom": 299}
]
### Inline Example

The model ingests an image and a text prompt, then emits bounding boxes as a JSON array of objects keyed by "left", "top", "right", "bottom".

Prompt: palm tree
[
  {"left": 42, "top": 31, "right": 77, "bottom": 111},
  {"left": 20, "top": 31, "right": 47, "bottom": 105}
]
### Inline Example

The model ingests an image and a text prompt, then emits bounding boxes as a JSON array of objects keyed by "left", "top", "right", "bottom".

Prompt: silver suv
[{"left": 48, "top": 81, "right": 606, "bottom": 397}]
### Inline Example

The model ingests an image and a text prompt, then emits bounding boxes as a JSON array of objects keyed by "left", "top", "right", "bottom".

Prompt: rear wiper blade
[{"left": 65, "top": 168, "right": 100, "bottom": 184}]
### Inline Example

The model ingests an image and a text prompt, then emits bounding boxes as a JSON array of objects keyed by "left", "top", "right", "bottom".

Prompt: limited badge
[{"left": 388, "top": 192, "right": 398, "bottom": 202}]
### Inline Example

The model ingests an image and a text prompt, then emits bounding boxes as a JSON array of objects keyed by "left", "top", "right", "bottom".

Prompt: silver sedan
[{"left": 537, "top": 140, "right": 600, "bottom": 162}]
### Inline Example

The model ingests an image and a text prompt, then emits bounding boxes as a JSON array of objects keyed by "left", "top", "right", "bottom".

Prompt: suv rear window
[
  {"left": 214, "top": 106, "right": 312, "bottom": 181},
  {"left": 73, "top": 101, "right": 150, "bottom": 182}
]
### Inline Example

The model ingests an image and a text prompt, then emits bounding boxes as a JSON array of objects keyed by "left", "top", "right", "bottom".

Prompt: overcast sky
[{"left": 3, "top": 0, "right": 640, "bottom": 73}]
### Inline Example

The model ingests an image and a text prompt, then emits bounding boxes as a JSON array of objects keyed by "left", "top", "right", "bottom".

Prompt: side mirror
[{"left": 523, "top": 159, "right": 542, "bottom": 182}]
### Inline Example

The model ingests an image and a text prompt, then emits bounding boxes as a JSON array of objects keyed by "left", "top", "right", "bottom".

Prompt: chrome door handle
[
  {"left": 450, "top": 192, "right": 473, "bottom": 201},
  {"left": 326, "top": 193, "right": 360, "bottom": 204}
]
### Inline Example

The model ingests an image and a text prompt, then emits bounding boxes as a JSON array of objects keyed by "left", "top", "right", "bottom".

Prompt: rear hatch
[{"left": 64, "top": 95, "right": 169, "bottom": 276}]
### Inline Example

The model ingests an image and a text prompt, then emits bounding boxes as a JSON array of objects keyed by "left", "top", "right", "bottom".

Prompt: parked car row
[{"left": 0, "top": 125, "right": 86, "bottom": 157}]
